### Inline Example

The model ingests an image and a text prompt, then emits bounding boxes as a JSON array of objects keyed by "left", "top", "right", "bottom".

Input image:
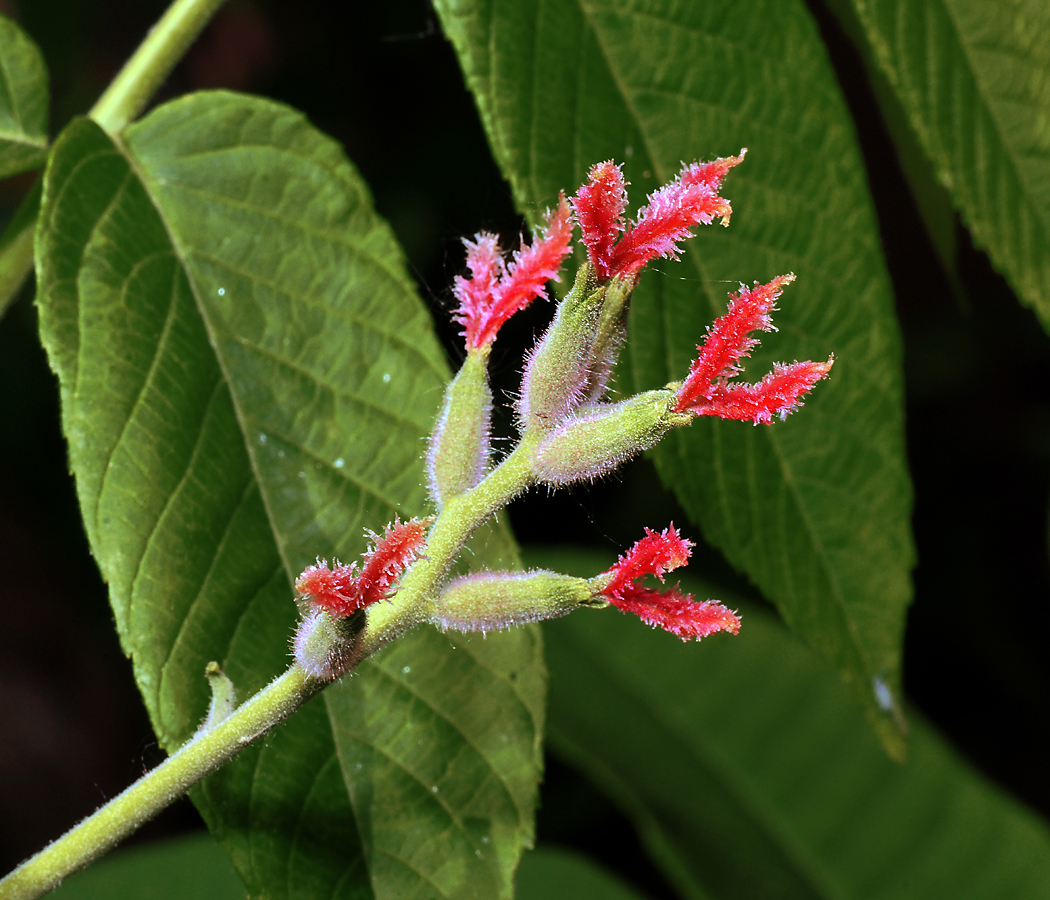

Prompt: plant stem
[
  {"left": 89, "top": 0, "right": 229, "bottom": 135},
  {"left": 0, "top": 665, "right": 320, "bottom": 900},
  {"left": 359, "top": 434, "right": 541, "bottom": 656}
]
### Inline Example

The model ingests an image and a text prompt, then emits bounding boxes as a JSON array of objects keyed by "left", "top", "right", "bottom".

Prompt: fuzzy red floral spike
[
  {"left": 695, "top": 359, "right": 835, "bottom": 424},
  {"left": 607, "top": 587, "right": 743, "bottom": 641},
  {"left": 673, "top": 274, "right": 833, "bottom": 423},
  {"left": 676, "top": 274, "right": 792, "bottom": 408},
  {"left": 295, "top": 560, "right": 359, "bottom": 618},
  {"left": 454, "top": 195, "right": 573, "bottom": 349},
  {"left": 599, "top": 525, "right": 741, "bottom": 641},
  {"left": 608, "top": 153, "right": 744, "bottom": 278},
  {"left": 294, "top": 517, "right": 430, "bottom": 617},
  {"left": 573, "top": 160, "right": 628, "bottom": 281},
  {"left": 356, "top": 517, "right": 431, "bottom": 609},
  {"left": 574, "top": 154, "right": 745, "bottom": 282},
  {"left": 602, "top": 525, "right": 694, "bottom": 598}
]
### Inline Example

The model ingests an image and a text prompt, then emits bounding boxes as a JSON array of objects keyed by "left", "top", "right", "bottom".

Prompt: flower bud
[
  {"left": 518, "top": 265, "right": 639, "bottom": 431},
  {"left": 292, "top": 608, "right": 362, "bottom": 680},
  {"left": 517, "top": 264, "right": 603, "bottom": 430},
  {"left": 433, "top": 570, "right": 597, "bottom": 633},
  {"left": 579, "top": 274, "right": 634, "bottom": 402},
  {"left": 532, "top": 389, "right": 690, "bottom": 486},
  {"left": 426, "top": 350, "right": 492, "bottom": 507}
]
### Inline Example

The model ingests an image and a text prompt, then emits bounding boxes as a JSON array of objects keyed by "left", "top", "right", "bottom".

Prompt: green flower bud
[
  {"left": 426, "top": 349, "right": 493, "bottom": 507},
  {"left": 433, "top": 570, "right": 599, "bottom": 633},
  {"left": 532, "top": 389, "right": 690, "bottom": 485}
]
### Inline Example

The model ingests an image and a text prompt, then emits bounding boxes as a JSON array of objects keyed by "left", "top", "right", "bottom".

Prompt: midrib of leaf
[{"left": 575, "top": 0, "right": 878, "bottom": 701}]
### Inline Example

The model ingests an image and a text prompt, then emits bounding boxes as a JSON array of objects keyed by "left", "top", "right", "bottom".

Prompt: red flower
[
  {"left": 295, "top": 518, "right": 430, "bottom": 617},
  {"left": 599, "top": 526, "right": 741, "bottom": 641},
  {"left": 573, "top": 154, "right": 745, "bottom": 281},
  {"left": 674, "top": 274, "right": 833, "bottom": 424},
  {"left": 454, "top": 194, "right": 573, "bottom": 349}
]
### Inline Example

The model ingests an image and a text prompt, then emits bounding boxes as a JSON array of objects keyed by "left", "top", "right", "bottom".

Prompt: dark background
[{"left": 1, "top": 0, "right": 1047, "bottom": 893}]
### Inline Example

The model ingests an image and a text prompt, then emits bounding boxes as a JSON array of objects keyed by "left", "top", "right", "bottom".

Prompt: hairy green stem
[
  {"left": 0, "top": 666, "right": 320, "bottom": 900},
  {"left": 359, "top": 433, "right": 541, "bottom": 656},
  {"left": 0, "top": 429, "right": 543, "bottom": 899},
  {"left": 89, "top": 0, "right": 229, "bottom": 135},
  {"left": 1, "top": 371, "right": 545, "bottom": 900}
]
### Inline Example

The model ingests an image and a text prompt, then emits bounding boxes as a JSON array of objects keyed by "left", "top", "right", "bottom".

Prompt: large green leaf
[
  {"left": 848, "top": 0, "right": 1050, "bottom": 328},
  {"left": 35, "top": 92, "right": 543, "bottom": 900},
  {"left": 536, "top": 546, "right": 1050, "bottom": 900},
  {"left": 0, "top": 13, "right": 48, "bottom": 179},
  {"left": 435, "top": 0, "right": 913, "bottom": 755}
]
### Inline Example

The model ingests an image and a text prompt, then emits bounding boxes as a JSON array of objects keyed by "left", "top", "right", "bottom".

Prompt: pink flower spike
[
  {"left": 453, "top": 233, "right": 504, "bottom": 349},
  {"left": 574, "top": 161, "right": 629, "bottom": 280},
  {"left": 675, "top": 274, "right": 795, "bottom": 413},
  {"left": 692, "top": 358, "right": 835, "bottom": 424},
  {"left": 356, "top": 517, "right": 431, "bottom": 609},
  {"left": 605, "top": 152, "right": 745, "bottom": 279},
  {"left": 294, "top": 517, "right": 430, "bottom": 617},
  {"left": 678, "top": 150, "right": 747, "bottom": 193},
  {"left": 602, "top": 525, "right": 694, "bottom": 600},
  {"left": 483, "top": 193, "right": 574, "bottom": 345},
  {"left": 610, "top": 586, "right": 742, "bottom": 641},
  {"left": 598, "top": 525, "right": 740, "bottom": 641},
  {"left": 454, "top": 196, "right": 573, "bottom": 349},
  {"left": 295, "top": 559, "right": 360, "bottom": 618}
]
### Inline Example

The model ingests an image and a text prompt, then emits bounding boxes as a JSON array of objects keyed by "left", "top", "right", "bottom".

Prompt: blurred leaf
[
  {"left": 516, "top": 845, "right": 652, "bottom": 900},
  {"left": 435, "top": 0, "right": 913, "bottom": 756},
  {"left": 535, "top": 545, "right": 1050, "bottom": 900},
  {"left": 0, "top": 13, "right": 49, "bottom": 179},
  {"left": 52, "top": 833, "right": 244, "bottom": 900},
  {"left": 0, "top": 177, "right": 39, "bottom": 318},
  {"left": 35, "top": 92, "right": 542, "bottom": 900},
  {"left": 847, "top": 0, "right": 1050, "bottom": 328}
]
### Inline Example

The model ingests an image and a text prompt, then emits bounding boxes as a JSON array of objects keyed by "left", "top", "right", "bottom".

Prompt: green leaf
[
  {"left": 535, "top": 546, "right": 1050, "bottom": 900},
  {"left": 0, "top": 176, "right": 39, "bottom": 319},
  {"left": 435, "top": 0, "right": 913, "bottom": 755},
  {"left": 35, "top": 92, "right": 542, "bottom": 900},
  {"left": 847, "top": 0, "right": 1050, "bottom": 329},
  {"left": 0, "top": 13, "right": 48, "bottom": 178},
  {"left": 52, "top": 833, "right": 245, "bottom": 900},
  {"left": 516, "top": 846, "right": 651, "bottom": 900}
]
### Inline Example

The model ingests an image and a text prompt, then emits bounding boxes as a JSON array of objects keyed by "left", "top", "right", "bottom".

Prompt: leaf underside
[
  {"left": 35, "top": 92, "right": 543, "bottom": 900},
  {"left": 435, "top": 0, "right": 914, "bottom": 755}
]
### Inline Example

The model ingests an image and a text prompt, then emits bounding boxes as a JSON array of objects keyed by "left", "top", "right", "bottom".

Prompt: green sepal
[
  {"left": 435, "top": 569, "right": 597, "bottom": 633},
  {"left": 532, "top": 389, "right": 687, "bottom": 485},
  {"left": 427, "top": 348, "right": 493, "bottom": 507}
]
